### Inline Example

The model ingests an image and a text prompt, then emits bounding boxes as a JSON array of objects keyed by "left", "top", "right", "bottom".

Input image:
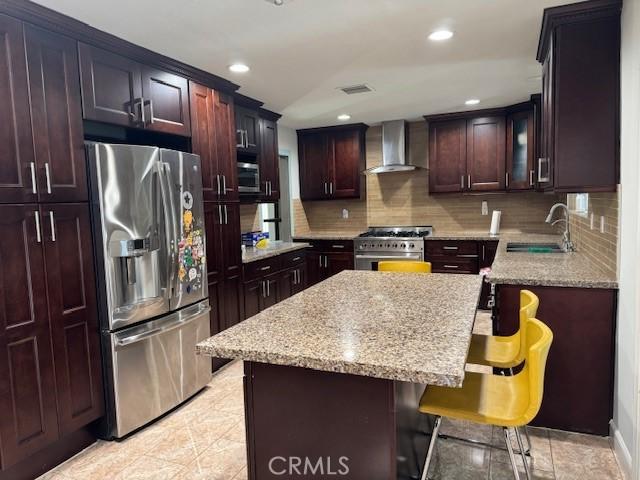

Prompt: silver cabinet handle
[
  {"left": 44, "top": 163, "right": 52, "bottom": 194},
  {"left": 216, "top": 174, "right": 221, "bottom": 195},
  {"left": 442, "top": 246, "right": 459, "bottom": 250},
  {"left": 139, "top": 97, "right": 146, "bottom": 125},
  {"left": 467, "top": 175, "right": 471, "bottom": 189},
  {"left": 529, "top": 169, "right": 535, "bottom": 186},
  {"left": 444, "top": 265, "right": 460, "bottom": 269},
  {"left": 218, "top": 204, "right": 223, "bottom": 224},
  {"left": 30, "top": 162, "right": 37, "bottom": 194},
  {"left": 482, "top": 245, "right": 486, "bottom": 261},
  {"left": 324, "top": 255, "right": 328, "bottom": 268},
  {"left": 266, "top": 280, "right": 270, "bottom": 297},
  {"left": 224, "top": 205, "right": 228, "bottom": 225},
  {"left": 332, "top": 244, "right": 345, "bottom": 249},
  {"left": 461, "top": 175, "right": 464, "bottom": 189},
  {"left": 237, "top": 129, "right": 244, "bottom": 148},
  {"left": 49, "top": 211, "right": 56, "bottom": 242},
  {"left": 329, "top": 182, "right": 333, "bottom": 195},
  {"left": 244, "top": 130, "right": 249, "bottom": 148},
  {"left": 505, "top": 172, "right": 509, "bottom": 188},
  {"left": 292, "top": 256, "right": 301, "bottom": 262},
  {"left": 319, "top": 255, "right": 323, "bottom": 268},
  {"left": 34, "top": 210, "right": 41, "bottom": 243},
  {"left": 261, "top": 280, "right": 266, "bottom": 298},
  {"left": 259, "top": 265, "right": 271, "bottom": 271},
  {"left": 222, "top": 175, "right": 227, "bottom": 195},
  {"left": 537, "top": 158, "right": 550, "bottom": 182},
  {"left": 147, "top": 99, "right": 154, "bottom": 125},
  {"left": 324, "top": 182, "right": 328, "bottom": 195}
]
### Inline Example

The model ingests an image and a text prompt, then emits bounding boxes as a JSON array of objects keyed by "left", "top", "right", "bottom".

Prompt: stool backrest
[
  {"left": 378, "top": 261, "right": 432, "bottom": 273},
  {"left": 514, "top": 290, "right": 540, "bottom": 364}
]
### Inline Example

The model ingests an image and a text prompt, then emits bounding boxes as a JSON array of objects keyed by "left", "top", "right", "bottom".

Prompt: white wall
[
  {"left": 614, "top": 0, "right": 640, "bottom": 477},
  {"left": 278, "top": 126, "right": 300, "bottom": 234}
]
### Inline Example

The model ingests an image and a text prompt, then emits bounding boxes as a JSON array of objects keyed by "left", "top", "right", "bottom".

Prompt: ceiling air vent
[{"left": 340, "top": 84, "right": 374, "bottom": 95}]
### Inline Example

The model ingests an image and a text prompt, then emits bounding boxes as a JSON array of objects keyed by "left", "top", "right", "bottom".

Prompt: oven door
[
  {"left": 238, "top": 162, "right": 260, "bottom": 193},
  {"left": 354, "top": 252, "right": 424, "bottom": 271}
]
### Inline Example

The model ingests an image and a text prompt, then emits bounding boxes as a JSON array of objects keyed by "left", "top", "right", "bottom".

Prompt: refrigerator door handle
[{"left": 159, "top": 162, "right": 177, "bottom": 300}]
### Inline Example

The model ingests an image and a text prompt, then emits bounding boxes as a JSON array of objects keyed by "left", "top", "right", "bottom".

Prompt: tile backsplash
[
  {"left": 293, "top": 123, "right": 562, "bottom": 237},
  {"left": 567, "top": 192, "right": 619, "bottom": 276}
]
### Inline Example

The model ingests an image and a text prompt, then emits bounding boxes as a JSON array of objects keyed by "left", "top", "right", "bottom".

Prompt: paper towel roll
[{"left": 490, "top": 210, "right": 502, "bottom": 235}]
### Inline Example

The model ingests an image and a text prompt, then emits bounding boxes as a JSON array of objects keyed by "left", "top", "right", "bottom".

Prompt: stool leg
[
  {"left": 421, "top": 416, "right": 442, "bottom": 480},
  {"left": 503, "top": 427, "right": 521, "bottom": 480},
  {"left": 514, "top": 427, "right": 532, "bottom": 480},
  {"left": 509, "top": 368, "right": 531, "bottom": 456}
]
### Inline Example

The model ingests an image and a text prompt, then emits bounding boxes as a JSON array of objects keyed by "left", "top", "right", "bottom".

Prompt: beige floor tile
[
  {"left": 175, "top": 438, "right": 247, "bottom": 480},
  {"left": 221, "top": 419, "right": 247, "bottom": 444},
  {"left": 490, "top": 460, "right": 555, "bottom": 479},
  {"left": 232, "top": 466, "right": 248, "bottom": 480},
  {"left": 146, "top": 426, "right": 209, "bottom": 466},
  {"left": 112, "top": 455, "right": 184, "bottom": 480},
  {"left": 549, "top": 430, "right": 622, "bottom": 479},
  {"left": 440, "top": 418, "right": 494, "bottom": 444},
  {"left": 57, "top": 440, "right": 138, "bottom": 480}
]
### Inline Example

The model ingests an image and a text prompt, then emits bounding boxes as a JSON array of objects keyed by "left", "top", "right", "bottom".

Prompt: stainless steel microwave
[{"left": 238, "top": 162, "right": 260, "bottom": 193}]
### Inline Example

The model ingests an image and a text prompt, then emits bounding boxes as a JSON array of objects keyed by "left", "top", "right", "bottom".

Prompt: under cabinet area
[
  {"left": 243, "top": 250, "right": 307, "bottom": 319},
  {"left": 297, "top": 124, "right": 367, "bottom": 201}
]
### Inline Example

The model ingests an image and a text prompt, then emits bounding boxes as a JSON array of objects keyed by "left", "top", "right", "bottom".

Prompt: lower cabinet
[
  {"left": 243, "top": 252, "right": 307, "bottom": 319},
  {"left": 424, "top": 239, "right": 498, "bottom": 309},
  {"left": 299, "top": 240, "right": 355, "bottom": 287},
  {"left": 0, "top": 204, "right": 103, "bottom": 471}
]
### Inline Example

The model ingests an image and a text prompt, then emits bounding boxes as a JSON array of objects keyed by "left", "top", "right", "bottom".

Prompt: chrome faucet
[{"left": 545, "top": 203, "right": 575, "bottom": 252}]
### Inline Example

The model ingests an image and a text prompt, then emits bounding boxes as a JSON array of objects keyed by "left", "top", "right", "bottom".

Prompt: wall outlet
[
  {"left": 590, "top": 213, "right": 595, "bottom": 230},
  {"left": 342, "top": 209, "right": 349, "bottom": 219},
  {"left": 600, "top": 215, "right": 605, "bottom": 233},
  {"left": 481, "top": 201, "right": 488, "bottom": 216}
]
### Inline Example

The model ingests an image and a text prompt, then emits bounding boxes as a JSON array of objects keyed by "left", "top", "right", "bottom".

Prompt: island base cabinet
[
  {"left": 243, "top": 362, "right": 428, "bottom": 480},
  {"left": 494, "top": 285, "right": 615, "bottom": 435}
]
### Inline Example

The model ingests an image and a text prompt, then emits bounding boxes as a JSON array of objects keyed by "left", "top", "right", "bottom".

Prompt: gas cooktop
[{"left": 357, "top": 226, "right": 433, "bottom": 239}]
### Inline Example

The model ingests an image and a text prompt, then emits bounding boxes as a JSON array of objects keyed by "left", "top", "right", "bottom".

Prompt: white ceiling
[{"left": 34, "top": 0, "right": 569, "bottom": 128}]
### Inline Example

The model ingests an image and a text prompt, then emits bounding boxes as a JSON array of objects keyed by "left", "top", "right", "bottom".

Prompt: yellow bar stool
[
  {"left": 378, "top": 261, "right": 432, "bottom": 273},
  {"left": 418, "top": 317, "right": 553, "bottom": 480}
]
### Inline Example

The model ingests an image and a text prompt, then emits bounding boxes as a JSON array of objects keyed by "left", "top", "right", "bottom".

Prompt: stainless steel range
[{"left": 354, "top": 226, "right": 433, "bottom": 270}]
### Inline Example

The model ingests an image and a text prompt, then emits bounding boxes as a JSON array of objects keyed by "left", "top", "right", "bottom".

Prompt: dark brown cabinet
[
  {"left": 0, "top": 204, "right": 102, "bottom": 469},
  {"left": 236, "top": 106, "right": 260, "bottom": 155},
  {"left": 79, "top": 43, "right": 190, "bottom": 136},
  {"left": 190, "top": 82, "right": 238, "bottom": 201},
  {"left": 466, "top": 116, "right": 505, "bottom": 192},
  {"left": 258, "top": 113, "right": 280, "bottom": 201},
  {"left": 506, "top": 109, "right": 535, "bottom": 191},
  {"left": 299, "top": 240, "right": 355, "bottom": 286},
  {"left": 537, "top": 0, "right": 620, "bottom": 192},
  {"left": 297, "top": 124, "right": 367, "bottom": 201},
  {"left": 427, "top": 120, "right": 466, "bottom": 194}
]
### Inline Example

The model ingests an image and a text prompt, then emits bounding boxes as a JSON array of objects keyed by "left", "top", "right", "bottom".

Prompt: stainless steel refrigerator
[{"left": 87, "top": 143, "right": 211, "bottom": 439}]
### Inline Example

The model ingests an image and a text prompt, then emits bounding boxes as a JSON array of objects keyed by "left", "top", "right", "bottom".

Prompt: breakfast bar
[{"left": 197, "top": 270, "right": 483, "bottom": 479}]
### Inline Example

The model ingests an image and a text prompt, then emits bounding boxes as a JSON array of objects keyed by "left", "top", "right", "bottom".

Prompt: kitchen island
[{"left": 197, "top": 270, "right": 482, "bottom": 479}]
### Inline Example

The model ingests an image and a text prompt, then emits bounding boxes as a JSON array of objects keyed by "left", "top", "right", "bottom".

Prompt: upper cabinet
[
  {"left": 297, "top": 124, "right": 367, "bottom": 201},
  {"left": 190, "top": 81, "right": 238, "bottom": 201},
  {"left": 426, "top": 102, "right": 536, "bottom": 194},
  {"left": 537, "top": 0, "right": 621, "bottom": 192},
  {"left": 236, "top": 106, "right": 260, "bottom": 155},
  {"left": 258, "top": 108, "right": 282, "bottom": 202},
  {"left": 0, "top": 15, "right": 86, "bottom": 204},
  {"left": 79, "top": 43, "right": 191, "bottom": 136}
]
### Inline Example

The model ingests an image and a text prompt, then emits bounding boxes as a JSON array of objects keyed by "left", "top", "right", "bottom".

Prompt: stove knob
[
  {"left": 400, "top": 243, "right": 406, "bottom": 248},
  {"left": 409, "top": 243, "right": 415, "bottom": 249},
  {"left": 393, "top": 243, "right": 398, "bottom": 248},
  {"left": 378, "top": 243, "right": 383, "bottom": 248}
]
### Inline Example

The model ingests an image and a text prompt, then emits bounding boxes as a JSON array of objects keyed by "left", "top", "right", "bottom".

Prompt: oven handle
[{"left": 355, "top": 254, "right": 422, "bottom": 260}]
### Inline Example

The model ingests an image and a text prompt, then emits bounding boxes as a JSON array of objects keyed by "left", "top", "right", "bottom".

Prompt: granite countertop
[
  {"left": 487, "top": 233, "right": 618, "bottom": 289},
  {"left": 197, "top": 270, "right": 483, "bottom": 386},
  {"left": 242, "top": 241, "right": 310, "bottom": 264},
  {"left": 292, "top": 232, "right": 364, "bottom": 241}
]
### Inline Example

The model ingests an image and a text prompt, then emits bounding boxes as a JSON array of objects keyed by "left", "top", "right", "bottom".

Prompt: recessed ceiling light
[
  {"left": 337, "top": 114, "right": 351, "bottom": 121},
  {"left": 465, "top": 99, "right": 480, "bottom": 105},
  {"left": 229, "top": 63, "right": 250, "bottom": 73},
  {"left": 428, "top": 30, "right": 453, "bottom": 41}
]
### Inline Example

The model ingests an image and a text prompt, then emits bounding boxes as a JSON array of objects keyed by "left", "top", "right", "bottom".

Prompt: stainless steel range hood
[{"left": 366, "top": 120, "right": 419, "bottom": 174}]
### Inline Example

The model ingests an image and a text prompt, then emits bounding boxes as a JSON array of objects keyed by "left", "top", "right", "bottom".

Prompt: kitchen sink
[{"left": 506, "top": 242, "right": 565, "bottom": 253}]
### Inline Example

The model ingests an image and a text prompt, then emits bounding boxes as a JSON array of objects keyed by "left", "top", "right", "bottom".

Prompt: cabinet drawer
[
  {"left": 281, "top": 250, "right": 306, "bottom": 268},
  {"left": 300, "top": 240, "right": 354, "bottom": 252},
  {"left": 243, "top": 256, "right": 282, "bottom": 281},
  {"left": 426, "top": 240, "right": 478, "bottom": 257},
  {"left": 429, "top": 258, "right": 479, "bottom": 274}
]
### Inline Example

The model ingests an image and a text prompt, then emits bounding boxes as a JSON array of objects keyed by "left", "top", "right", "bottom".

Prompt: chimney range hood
[{"left": 365, "top": 120, "right": 420, "bottom": 174}]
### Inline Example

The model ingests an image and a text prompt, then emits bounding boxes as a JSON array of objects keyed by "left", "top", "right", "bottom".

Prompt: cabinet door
[
  {"left": 466, "top": 116, "right": 506, "bottom": 192},
  {"left": 0, "top": 205, "right": 59, "bottom": 468},
  {"left": 222, "top": 274, "right": 244, "bottom": 329},
  {"left": 236, "top": 106, "right": 260, "bottom": 154},
  {"left": 261, "top": 274, "right": 279, "bottom": 310},
  {"left": 79, "top": 43, "right": 142, "bottom": 127},
  {"left": 299, "top": 133, "right": 329, "bottom": 200},
  {"left": 329, "top": 129, "right": 362, "bottom": 199},
  {"left": 25, "top": 25, "right": 87, "bottom": 203},
  {"left": 326, "top": 252, "right": 354, "bottom": 278},
  {"left": 243, "top": 279, "right": 262, "bottom": 320},
  {"left": 259, "top": 117, "right": 280, "bottom": 201},
  {"left": 141, "top": 66, "right": 190, "bottom": 136},
  {"left": 292, "top": 263, "right": 308, "bottom": 295},
  {"left": 277, "top": 268, "right": 295, "bottom": 303},
  {"left": 221, "top": 203, "right": 242, "bottom": 278},
  {"left": 207, "top": 277, "right": 228, "bottom": 371},
  {"left": 0, "top": 15, "right": 37, "bottom": 204},
  {"left": 506, "top": 110, "right": 534, "bottom": 191},
  {"left": 214, "top": 91, "right": 239, "bottom": 201},
  {"left": 191, "top": 83, "right": 218, "bottom": 200},
  {"left": 306, "top": 251, "right": 324, "bottom": 286},
  {"left": 204, "top": 202, "right": 224, "bottom": 282},
  {"left": 41, "top": 204, "right": 104, "bottom": 434},
  {"left": 428, "top": 120, "right": 466, "bottom": 193},
  {"left": 539, "top": 43, "right": 554, "bottom": 190}
]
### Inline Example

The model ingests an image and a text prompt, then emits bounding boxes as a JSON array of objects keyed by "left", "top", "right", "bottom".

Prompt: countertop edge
[{"left": 242, "top": 242, "right": 310, "bottom": 264}]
